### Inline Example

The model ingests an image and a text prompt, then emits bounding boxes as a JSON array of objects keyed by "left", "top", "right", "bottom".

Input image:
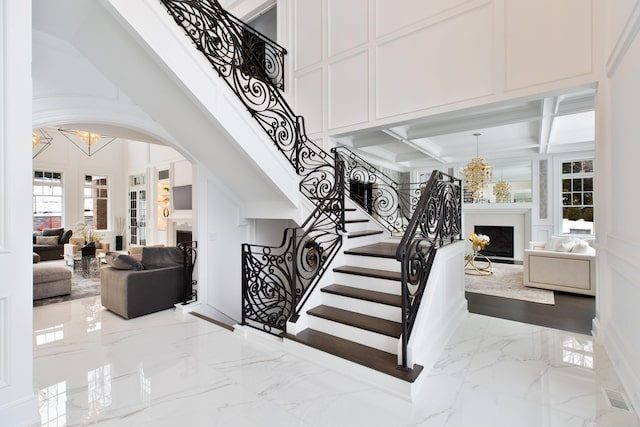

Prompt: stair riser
[
  {"left": 343, "top": 254, "right": 401, "bottom": 272},
  {"left": 344, "top": 221, "right": 372, "bottom": 233},
  {"left": 321, "top": 293, "right": 401, "bottom": 322},
  {"left": 307, "top": 316, "right": 398, "bottom": 354},
  {"left": 334, "top": 272, "right": 401, "bottom": 295},
  {"left": 343, "top": 233, "right": 387, "bottom": 248}
]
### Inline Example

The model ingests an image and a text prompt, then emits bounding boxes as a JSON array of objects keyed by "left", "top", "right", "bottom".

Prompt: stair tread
[
  {"left": 333, "top": 265, "right": 401, "bottom": 282},
  {"left": 285, "top": 329, "right": 423, "bottom": 382},
  {"left": 347, "top": 230, "right": 384, "bottom": 239},
  {"left": 344, "top": 242, "right": 400, "bottom": 259},
  {"left": 307, "top": 305, "right": 401, "bottom": 337},
  {"left": 323, "top": 284, "right": 401, "bottom": 307},
  {"left": 344, "top": 218, "right": 369, "bottom": 224}
]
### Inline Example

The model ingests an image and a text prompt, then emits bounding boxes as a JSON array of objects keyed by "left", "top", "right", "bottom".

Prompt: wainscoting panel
[
  {"left": 292, "top": 0, "right": 322, "bottom": 71},
  {"left": 504, "top": 0, "right": 593, "bottom": 91},
  {"left": 294, "top": 68, "right": 323, "bottom": 134},
  {"left": 328, "top": 0, "right": 368, "bottom": 57},
  {"left": 375, "top": 4, "right": 493, "bottom": 120},
  {"left": 328, "top": 51, "right": 369, "bottom": 129},
  {"left": 0, "top": 296, "right": 6, "bottom": 389},
  {"left": 375, "top": 0, "right": 473, "bottom": 38}
]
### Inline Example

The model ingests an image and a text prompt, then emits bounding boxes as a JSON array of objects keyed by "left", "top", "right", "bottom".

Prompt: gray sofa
[
  {"left": 33, "top": 227, "right": 72, "bottom": 261},
  {"left": 100, "top": 247, "right": 186, "bottom": 319}
]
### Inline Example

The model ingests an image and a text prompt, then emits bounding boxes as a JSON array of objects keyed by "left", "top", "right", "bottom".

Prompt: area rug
[
  {"left": 465, "top": 262, "right": 555, "bottom": 305},
  {"left": 33, "top": 260, "right": 101, "bottom": 308}
]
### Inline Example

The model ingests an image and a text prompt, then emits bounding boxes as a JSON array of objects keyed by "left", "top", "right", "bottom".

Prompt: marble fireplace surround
[{"left": 463, "top": 205, "right": 532, "bottom": 262}]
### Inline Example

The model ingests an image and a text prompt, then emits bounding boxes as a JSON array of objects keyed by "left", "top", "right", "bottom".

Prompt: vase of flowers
[{"left": 468, "top": 232, "right": 490, "bottom": 253}]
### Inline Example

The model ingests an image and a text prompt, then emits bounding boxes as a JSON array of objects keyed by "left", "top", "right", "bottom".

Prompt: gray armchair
[{"left": 100, "top": 247, "right": 187, "bottom": 319}]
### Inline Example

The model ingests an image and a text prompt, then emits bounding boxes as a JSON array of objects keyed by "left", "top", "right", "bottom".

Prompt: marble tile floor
[{"left": 33, "top": 296, "right": 640, "bottom": 426}]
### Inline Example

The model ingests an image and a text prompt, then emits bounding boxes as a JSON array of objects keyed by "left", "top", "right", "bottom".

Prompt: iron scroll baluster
[
  {"left": 395, "top": 171, "right": 462, "bottom": 369},
  {"left": 333, "top": 146, "right": 424, "bottom": 234},
  {"left": 178, "top": 241, "right": 198, "bottom": 304}
]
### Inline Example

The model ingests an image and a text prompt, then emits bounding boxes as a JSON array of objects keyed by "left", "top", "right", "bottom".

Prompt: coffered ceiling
[{"left": 334, "top": 86, "right": 596, "bottom": 172}]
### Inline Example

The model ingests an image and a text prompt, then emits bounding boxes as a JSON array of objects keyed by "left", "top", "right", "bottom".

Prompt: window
[
  {"left": 33, "top": 170, "right": 63, "bottom": 231},
  {"left": 561, "top": 160, "right": 594, "bottom": 235},
  {"left": 84, "top": 175, "right": 108, "bottom": 230}
]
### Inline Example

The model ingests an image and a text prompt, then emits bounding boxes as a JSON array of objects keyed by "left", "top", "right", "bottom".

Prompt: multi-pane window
[
  {"left": 561, "top": 160, "right": 594, "bottom": 235},
  {"left": 84, "top": 175, "right": 108, "bottom": 230},
  {"left": 33, "top": 170, "right": 63, "bottom": 231}
]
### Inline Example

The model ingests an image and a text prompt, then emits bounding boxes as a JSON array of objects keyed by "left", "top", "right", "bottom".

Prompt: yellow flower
[{"left": 468, "top": 232, "right": 490, "bottom": 251}]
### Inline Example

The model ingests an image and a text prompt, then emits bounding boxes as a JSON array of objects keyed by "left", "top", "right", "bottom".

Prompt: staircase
[
  {"left": 120, "top": 0, "right": 464, "bottom": 398},
  {"left": 286, "top": 204, "right": 423, "bottom": 384}
]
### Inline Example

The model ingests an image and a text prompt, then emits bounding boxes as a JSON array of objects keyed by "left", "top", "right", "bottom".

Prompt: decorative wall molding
[
  {"left": 375, "top": 0, "right": 476, "bottom": 39},
  {"left": 328, "top": 51, "right": 369, "bottom": 129},
  {"left": 0, "top": 0, "right": 5, "bottom": 254},
  {"left": 606, "top": 0, "right": 640, "bottom": 77},
  {"left": 606, "top": 234, "right": 640, "bottom": 288},
  {"left": 327, "top": 0, "right": 368, "bottom": 58},
  {"left": 375, "top": 3, "right": 493, "bottom": 120},
  {"left": 504, "top": 0, "right": 593, "bottom": 91},
  {"left": 0, "top": 296, "right": 6, "bottom": 389}
]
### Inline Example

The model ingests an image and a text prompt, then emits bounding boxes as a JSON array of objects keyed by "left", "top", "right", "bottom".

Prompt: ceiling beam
[
  {"left": 539, "top": 97, "right": 559, "bottom": 154},
  {"left": 381, "top": 129, "right": 446, "bottom": 163},
  {"left": 406, "top": 103, "right": 542, "bottom": 139}
]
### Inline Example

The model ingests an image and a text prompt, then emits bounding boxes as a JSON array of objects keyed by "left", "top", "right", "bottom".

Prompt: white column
[{"left": 0, "top": 0, "right": 40, "bottom": 424}]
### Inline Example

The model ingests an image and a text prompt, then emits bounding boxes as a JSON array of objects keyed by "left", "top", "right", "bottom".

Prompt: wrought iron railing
[
  {"left": 178, "top": 240, "right": 198, "bottom": 304},
  {"left": 333, "top": 146, "right": 423, "bottom": 234},
  {"left": 395, "top": 170, "right": 462, "bottom": 369},
  {"left": 161, "top": 0, "right": 286, "bottom": 89},
  {"left": 161, "top": 0, "right": 344, "bottom": 335}
]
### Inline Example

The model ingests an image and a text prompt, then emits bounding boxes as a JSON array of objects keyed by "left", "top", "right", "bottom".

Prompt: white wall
[
  {"left": 0, "top": 0, "right": 40, "bottom": 424},
  {"left": 33, "top": 130, "right": 128, "bottom": 238},
  {"left": 285, "top": 0, "right": 598, "bottom": 146},
  {"left": 596, "top": 0, "right": 640, "bottom": 414}
]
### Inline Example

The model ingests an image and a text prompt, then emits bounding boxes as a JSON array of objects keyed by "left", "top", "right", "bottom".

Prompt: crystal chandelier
[
  {"left": 463, "top": 133, "right": 492, "bottom": 201},
  {"left": 58, "top": 128, "right": 117, "bottom": 157}
]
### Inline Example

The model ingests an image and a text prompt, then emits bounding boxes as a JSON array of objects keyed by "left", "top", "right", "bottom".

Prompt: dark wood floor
[{"left": 466, "top": 291, "right": 596, "bottom": 335}]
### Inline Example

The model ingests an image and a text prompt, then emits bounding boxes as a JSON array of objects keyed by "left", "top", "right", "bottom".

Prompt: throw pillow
[
  {"left": 571, "top": 240, "right": 595, "bottom": 255},
  {"left": 35, "top": 235, "right": 59, "bottom": 245},
  {"left": 42, "top": 227, "right": 64, "bottom": 243},
  {"left": 105, "top": 252, "right": 143, "bottom": 271},
  {"left": 141, "top": 247, "right": 183, "bottom": 269},
  {"left": 557, "top": 240, "right": 575, "bottom": 252},
  {"left": 544, "top": 236, "right": 563, "bottom": 251}
]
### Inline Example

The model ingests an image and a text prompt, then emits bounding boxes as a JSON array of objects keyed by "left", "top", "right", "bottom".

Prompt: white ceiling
[{"left": 334, "top": 86, "right": 596, "bottom": 172}]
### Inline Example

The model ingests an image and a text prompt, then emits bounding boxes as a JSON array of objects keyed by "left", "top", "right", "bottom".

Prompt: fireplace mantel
[
  {"left": 462, "top": 205, "right": 532, "bottom": 261},
  {"left": 166, "top": 217, "right": 192, "bottom": 246}
]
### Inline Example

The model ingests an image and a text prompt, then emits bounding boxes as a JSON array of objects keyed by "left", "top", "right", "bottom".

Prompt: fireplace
[
  {"left": 176, "top": 230, "right": 192, "bottom": 245},
  {"left": 474, "top": 225, "right": 514, "bottom": 259}
]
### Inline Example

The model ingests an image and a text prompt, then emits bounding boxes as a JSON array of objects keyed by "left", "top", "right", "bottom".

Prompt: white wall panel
[
  {"left": 376, "top": 5, "right": 493, "bottom": 119},
  {"left": 505, "top": 0, "right": 592, "bottom": 91},
  {"left": 294, "top": 69, "right": 323, "bottom": 134},
  {"left": 0, "top": 297, "right": 6, "bottom": 388},
  {"left": 375, "top": 0, "right": 472, "bottom": 37},
  {"left": 607, "top": 0, "right": 639, "bottom": 57},
  {"left": 293, "top": 0, "right": 322, "bottom": 70},
  {"left": 328, "top": 0, "right": 368, "bottom": 57},
  {"left": 328, "top": 52, "right": 369, "bottom": 129}
]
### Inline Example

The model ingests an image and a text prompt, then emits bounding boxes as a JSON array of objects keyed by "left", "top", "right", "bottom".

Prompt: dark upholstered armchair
[
  {"left": 33, "top": 227, "right": 72, "bottom": 261},
  {"left": 100, "top": 247, "right": 187, "bottom": 319}
]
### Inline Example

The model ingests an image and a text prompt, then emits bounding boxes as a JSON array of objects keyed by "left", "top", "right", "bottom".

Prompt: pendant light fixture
[{"left": 463, "top": 133, "right": 492, "bottom": 202}]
